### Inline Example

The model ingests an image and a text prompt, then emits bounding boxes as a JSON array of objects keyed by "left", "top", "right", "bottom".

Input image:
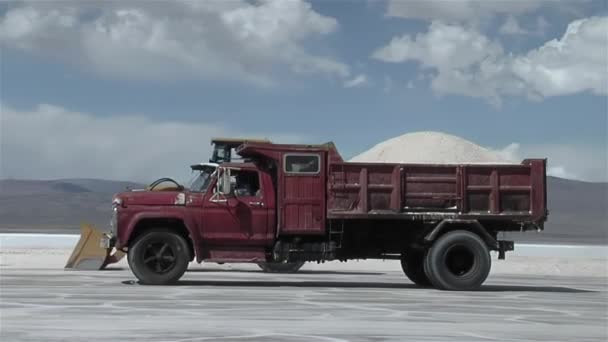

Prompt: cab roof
[
  {"left": 237, "top": 141, "right": 344, "bottom": 163},
  {"left": 217, "top": 162, "right": 258, "bottom": 170},
  {"left": 211, "top": 137, "right": 271, "bottom": 146}
]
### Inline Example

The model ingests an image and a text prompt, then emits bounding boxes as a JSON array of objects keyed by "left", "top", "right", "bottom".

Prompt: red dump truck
[{"left": 102, "top": 139, "right": 548, "bottom": 290}]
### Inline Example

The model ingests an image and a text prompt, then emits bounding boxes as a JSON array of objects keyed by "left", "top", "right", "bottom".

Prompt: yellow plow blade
[{"left": 64, "top": 224, "right": 125, "bottom": 270}]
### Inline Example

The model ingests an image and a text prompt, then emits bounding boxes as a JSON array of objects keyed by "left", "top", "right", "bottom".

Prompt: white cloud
[
  {"left": 373, "top": 22, "right": 504, "bottom": 68},
  {"left": 343, "top": 74, "right": 368, "bottom": 88},
  {"left": 372, "top": 17, "right": 608, "bottom": 105},
  {"left": 495, "top": 142, "right": 607, "bottom": 182},
  {"left": 372, "top": 21, "right": 510, "bottom": 105},
  {"left": 499, "top": 16, "right": 528, "bottom": 35},
  {"left": 0, "top": 104, "right": 305, "bottom": 182},
  {"left": 547, "top": 166, "right": 579, "bottom": 180},
  {"left": 512, "top": 16, "right": 608, "bottom": 97},
  {"left": 0, "top": 0, "right": 349, "bottom": 85},
  {"left": 386, "top": 0, "right": 545, "bottom": 24}
]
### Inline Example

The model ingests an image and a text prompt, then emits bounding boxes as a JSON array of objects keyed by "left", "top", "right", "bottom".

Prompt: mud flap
[{"left": 64, "top": 224, "right": 125, "bottom": 270}]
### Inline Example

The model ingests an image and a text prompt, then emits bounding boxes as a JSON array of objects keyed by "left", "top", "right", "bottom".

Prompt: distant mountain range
[
  {"left": 506, "top": 177, "right": 607, "bottom": 245},
  {"left": 0, "top": 177, "right": 605, "bottom": 244},
  {"left": 0, "top": 179, "right": 144, "bottom": 234}
]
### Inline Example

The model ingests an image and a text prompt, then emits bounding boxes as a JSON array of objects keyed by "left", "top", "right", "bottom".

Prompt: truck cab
[
  {"left": 108, "top": 139, "right": 547, "bottom": 290},
  {"left": 111, "top": 142, "right": 332, "bottom": 279}
]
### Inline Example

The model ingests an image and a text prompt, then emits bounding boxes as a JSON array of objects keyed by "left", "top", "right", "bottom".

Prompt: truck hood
[{"left": 117, "top": 190, "right": 187, "bottom": 207}]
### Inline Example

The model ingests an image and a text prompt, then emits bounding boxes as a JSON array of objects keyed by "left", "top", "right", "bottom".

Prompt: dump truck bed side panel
[{"left": 328, "top": 160, "right": 547, "bottom": 223}]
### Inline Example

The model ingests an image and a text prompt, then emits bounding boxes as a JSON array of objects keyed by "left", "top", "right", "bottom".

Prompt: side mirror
[
  {"left": 222, "top": 171, "right": 233, "bottom": 196},
  {"left": 216, "top": 168, "right": 233, "bottom": 196}
]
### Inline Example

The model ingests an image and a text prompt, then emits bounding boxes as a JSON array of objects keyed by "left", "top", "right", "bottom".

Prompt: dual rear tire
[
  {"left": 401, "top": 230, "right": 491, "bottom": 291},
  {"left": 400, "top": 250, "right": 431, "bottom": 287}
]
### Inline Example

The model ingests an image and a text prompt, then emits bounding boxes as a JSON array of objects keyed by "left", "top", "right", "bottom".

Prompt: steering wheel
[{"left": 148, "top": 177, "right": 184, "bottom": 191}]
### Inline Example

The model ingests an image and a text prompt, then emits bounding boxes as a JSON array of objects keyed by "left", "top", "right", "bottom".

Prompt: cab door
[{"left": 201, "top": 168, "right": 269, "bottom": 245}]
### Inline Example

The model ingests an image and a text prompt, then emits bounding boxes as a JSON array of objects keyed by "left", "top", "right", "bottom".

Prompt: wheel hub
[
  {"left": 445, "top": 245, "right": 475, "bottom": 277},
  {"left": 143, "top": 242, "right": 176, "bottom": 274}
]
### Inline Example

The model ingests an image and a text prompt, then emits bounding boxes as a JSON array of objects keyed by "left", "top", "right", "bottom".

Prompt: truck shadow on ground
[
  {"left": 104, "top": 267, "right": 383, "bottom": 276},
  {"left": 102, "top": 267, "right": 127, "bottom": 271},
  {"left": 121, "top": 280, "right": 594, "bottom": 293},
  {"left": 187, "top": 269, "right": 385, "bottom": 276}
]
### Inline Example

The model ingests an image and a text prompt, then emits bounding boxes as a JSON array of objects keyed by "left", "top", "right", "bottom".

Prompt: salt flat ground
[{"left": 1, "top": 249, "right": 607, "bottom": 342}]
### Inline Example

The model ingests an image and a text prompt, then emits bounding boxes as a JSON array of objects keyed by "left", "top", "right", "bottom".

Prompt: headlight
[
  {"left": 112, "top": 197, "right": 122, "bottom": 207},
  {"left": 110, "top": 206, "right": 118, "bottom": 234},
  {"left": 110, "top": 197, "right": 121, "bottom": 234}
]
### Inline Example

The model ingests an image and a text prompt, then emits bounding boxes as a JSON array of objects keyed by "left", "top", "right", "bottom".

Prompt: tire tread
[{"left": 424, "top": 230, "right": 491, "bottom": 291}]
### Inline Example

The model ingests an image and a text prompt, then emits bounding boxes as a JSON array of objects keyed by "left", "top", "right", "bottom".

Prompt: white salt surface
[
  {"left": 0, "top": 233, "right": 79, "bottom": 249},
  {"left": 351, "top": 131, "right": 515, "bottom": 164},
  {"left": 2, "top": 260, "right": 606, "bottom": 342},
  {"left": 1, "top": 248, "right": 606, "bottom": 277},
  {"left": 1, "top": 234, "right": 606, "bottom": 277}
]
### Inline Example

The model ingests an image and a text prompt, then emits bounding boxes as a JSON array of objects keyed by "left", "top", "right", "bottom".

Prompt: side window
[
  {"left": 233, "top": 170, "right": 261, "bottom": 197},
  {"left": 284, "top": 154, "right": 320, "bottom": 174}
]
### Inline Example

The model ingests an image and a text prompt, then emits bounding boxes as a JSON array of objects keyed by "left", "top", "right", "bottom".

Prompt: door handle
[{"left": 249, "top": 201, "right": 264, "bottom": 207}]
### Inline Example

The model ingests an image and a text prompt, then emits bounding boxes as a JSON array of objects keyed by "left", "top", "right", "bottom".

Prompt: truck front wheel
[
  {"left": 257, "top": 261, "right": 305, "bottom": 273},
  {"left": 128, "top": 229, "right": 190, "bottom": 285},
  {"left": 424, "top": 230, "right": 491, "bottom": 291},
  {"left": 401, "top": 250, "right": 431, "bottom": 287}
]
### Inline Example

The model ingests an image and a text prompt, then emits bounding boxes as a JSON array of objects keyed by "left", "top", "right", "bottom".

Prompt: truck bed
[{"left": 327, "top": 159, "right": 547, "bottom": 225}]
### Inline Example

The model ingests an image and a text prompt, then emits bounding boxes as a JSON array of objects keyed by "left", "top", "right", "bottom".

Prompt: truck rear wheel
[
  {"left": 257, "top": 261, "right": 305, "bottom": 273},
  {"left": 401, "top": 250, "right": 431, "bottom": 287},
  {"left": 128, "top": 229, "right": 190, "bottom": 285},
  {"left": 424, "top": 230, "right": 491, "bottom": 291}
]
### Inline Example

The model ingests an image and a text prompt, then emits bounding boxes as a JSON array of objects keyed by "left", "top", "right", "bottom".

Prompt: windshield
[{"left": 187, "top": 169, "right": 214, "bottom": 192}]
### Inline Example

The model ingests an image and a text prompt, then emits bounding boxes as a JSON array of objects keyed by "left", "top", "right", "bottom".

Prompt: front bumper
[{"left": 100, "top": 233, "right": 116, "bottom": 249}]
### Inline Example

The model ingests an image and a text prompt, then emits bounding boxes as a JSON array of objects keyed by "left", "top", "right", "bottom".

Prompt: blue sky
[{"left": 1, "top": 0, "right": 606, "bottom": 182}]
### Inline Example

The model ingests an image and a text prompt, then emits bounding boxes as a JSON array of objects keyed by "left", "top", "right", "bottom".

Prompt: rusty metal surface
[
  {"left": 110, "top": 142, "right": 548, "bottom": 263},
  {"left": 328, "top": 160, "right": 547, "bottom": 224},
  {"left": 279, "top": 153, "right": 327, "bottom": 235}
]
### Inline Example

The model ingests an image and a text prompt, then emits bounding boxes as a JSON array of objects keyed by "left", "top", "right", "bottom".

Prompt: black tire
[
  {"left": 127, "top": 229, "right": 190, "bottom": 285},
  {"left": 401, "top": 250, "right": 431, "bottom": 287},
  {"left": 257, "top": 261, "right": 305, "bottom": 273},
  {"left": 424, "top": 230, "right": 491, "bottom": 291}
]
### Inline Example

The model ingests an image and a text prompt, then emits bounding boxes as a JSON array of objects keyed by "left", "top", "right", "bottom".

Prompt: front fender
[{"left": 116, "top": 207, "right": 200, "bottom": 251}]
